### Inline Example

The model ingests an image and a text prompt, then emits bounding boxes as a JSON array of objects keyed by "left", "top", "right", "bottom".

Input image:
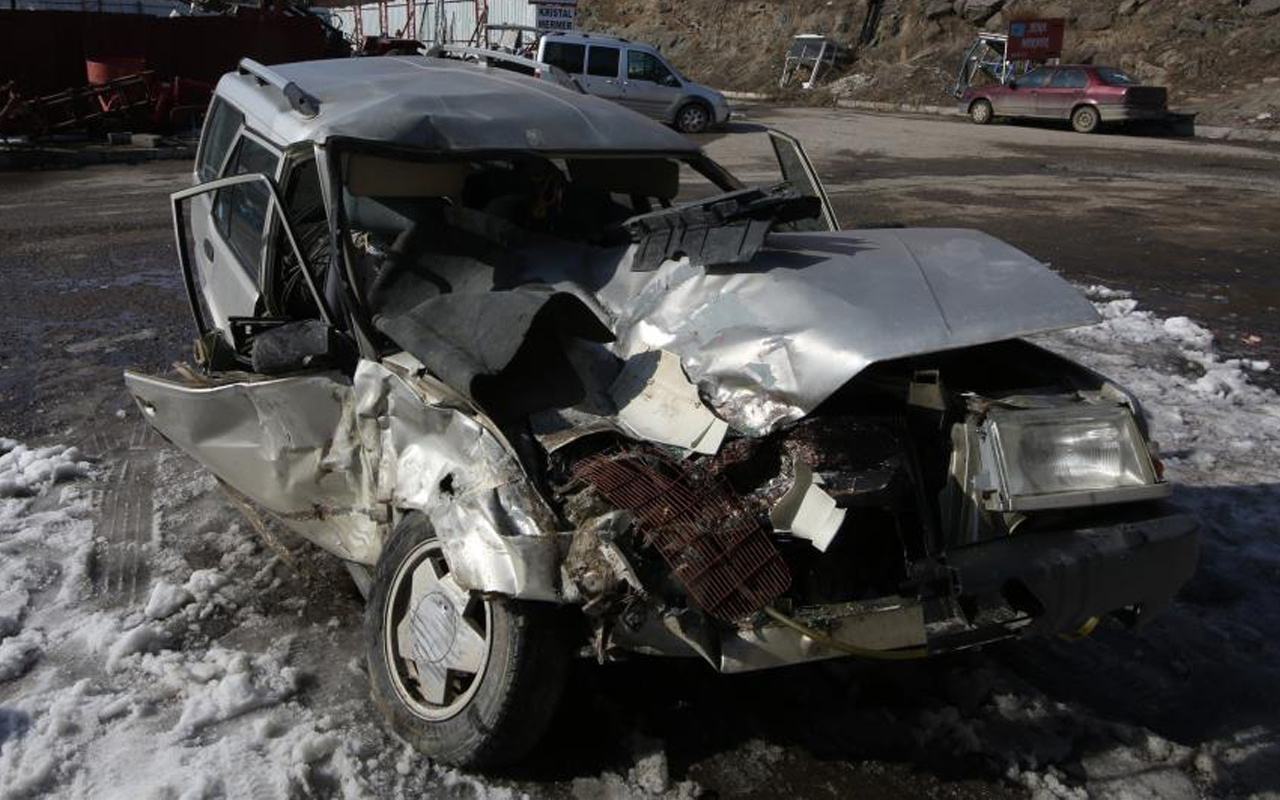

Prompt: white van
[{"left": 537, "top": 32, "right": 730, "bottom": 133}]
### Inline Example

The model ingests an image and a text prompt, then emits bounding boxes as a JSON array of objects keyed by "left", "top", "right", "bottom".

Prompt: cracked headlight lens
[{"left": 988, "top": 406, "right": 1154, "bottom": 497}]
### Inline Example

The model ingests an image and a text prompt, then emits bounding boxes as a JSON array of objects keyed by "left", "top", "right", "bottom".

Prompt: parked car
[
  {"left": 961, "top": 65, "right": 1169, "bottom": 133},
  {"left": 425, "top": 43, "right": 583, "bottom": 92},
  {"left": 536, "top": 31, "right": 730, "bottom": 133},
  {"left": 127, "top": 54, "right": 1198, "bottom": 769}
]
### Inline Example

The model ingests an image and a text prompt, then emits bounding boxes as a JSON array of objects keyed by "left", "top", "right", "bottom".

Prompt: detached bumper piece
[{"left": 944, "top": 512, "right": 1199, "bottom": 639}]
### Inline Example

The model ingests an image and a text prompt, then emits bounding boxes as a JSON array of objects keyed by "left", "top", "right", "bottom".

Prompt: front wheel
[
  {"left": 675, "top": 102, "right": 712, "bottom": 134},
  {"left": 969, "top": 99, "right": 994, "bottom": 125},
  {"left": 364, "top": 514, "right": 570, "bottom": 768},
  {"left": 1071, "top": 105, "right": 1101, "bottom": 134}
]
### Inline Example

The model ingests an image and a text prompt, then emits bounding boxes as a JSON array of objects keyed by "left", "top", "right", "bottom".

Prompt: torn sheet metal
[
  {"left": 768, "top": 460, "right": 846, "bottom": 552},
  {"left": 596, "top": 228, "right": 1101, "bottom": 435},
  {"left": 353, "top": 360, "right": 564, "bottom": 600},
  {"left": 357, "top": 171, "right": 1098, "bottom": 439},
  {"left": 124, "top": 370, "right": 383, "bottom": 564},
  {"left": 126, "top": 362, "right": 564, "bottom": 600},
  {"left": 609, "top": 349, "right": 728, "bottom": 455}
]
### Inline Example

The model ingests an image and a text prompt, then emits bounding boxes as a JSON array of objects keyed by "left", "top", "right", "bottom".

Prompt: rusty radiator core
[{"left": 572, "top": 451, "right": 790, "bottom": 621}]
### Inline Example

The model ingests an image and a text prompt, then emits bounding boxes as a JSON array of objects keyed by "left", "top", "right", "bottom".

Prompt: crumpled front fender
[{"left": 353, "top": 360, "right": 564, "bottom": 601}]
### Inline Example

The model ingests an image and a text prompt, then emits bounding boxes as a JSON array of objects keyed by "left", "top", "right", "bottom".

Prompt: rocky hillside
[{"left": 578, "top": 0, "right": 1280, "bottom": 128}]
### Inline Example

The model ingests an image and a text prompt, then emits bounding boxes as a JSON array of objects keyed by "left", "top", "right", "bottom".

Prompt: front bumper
[
  {"left": 944, "top": 511, "right": 1199, "bottom": 639},
  {"left": 1099, "top": 105, "right": 1170, "bottom": 123},
  {"left": 628, "top": 511, "right": 1197, "bottom": 673}
]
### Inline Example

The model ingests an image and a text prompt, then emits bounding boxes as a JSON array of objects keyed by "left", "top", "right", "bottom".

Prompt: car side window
[
  {"left": 1016, "top": 68, "right": 1051, "bottom": 89},
  {"left": 1049, "top": 69, "right": 1087, "bottom": 89},
  {"left": 627, "top": 51, "right": 674, "bottom": 85},
  {"left": 270, "top": 158, "right": 330, "bottom": 320},
  {"left": 542, "top": 41, "right": 585, "bottom": 75},
  {"left": 212, "top": 137, "right": 279, "bottom": 277},
  {"left": 197, "top": 98, "right": 243, "bottom": 182},
  {"left": 586, "top": 46, "right": 620, "bottom": 78}
]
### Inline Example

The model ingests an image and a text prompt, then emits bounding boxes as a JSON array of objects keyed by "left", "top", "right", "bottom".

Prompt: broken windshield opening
[
  {"left": 326, "top": 143, "right": 822, "bottom": 425},
  {"left": 331, "top": 146, "right": 742, "bottom": 416}
]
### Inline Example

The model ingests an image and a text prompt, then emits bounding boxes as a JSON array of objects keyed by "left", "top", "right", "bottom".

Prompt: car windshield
[
  {"left": 337, "top": 149, "right": 735, "bottom": 254},
  {"left": 1096, "top": 67, "right": 1139, "bottom": 86}
]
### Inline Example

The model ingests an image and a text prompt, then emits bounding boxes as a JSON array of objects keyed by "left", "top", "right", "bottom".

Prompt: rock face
[
  {"left": 1077, "top": 11, "right": 1114, "bottom": 31},
  {"left": 577, "top": 0, "right": 1280, "bottom": 127},
  {"left": 957, "top": 0, "right": 1004, "bottom": 24},
  {"left": 924, "top": 1, "right": 955, "bottom": 20},
  {"left": 1247, "top": 0, "right": 1280, "bottom": 18}
]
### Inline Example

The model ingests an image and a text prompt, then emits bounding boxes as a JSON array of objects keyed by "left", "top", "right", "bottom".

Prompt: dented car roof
[{"left": 218, "top": 56, "right": 701, "bottom": 153}]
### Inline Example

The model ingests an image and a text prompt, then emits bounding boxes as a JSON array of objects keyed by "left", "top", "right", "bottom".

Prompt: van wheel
[
  {"left": 969, "top": 99, "right": 994, "bottom": 125},
  {"left": 364, "top": 514, "right": 569, "bottom": 768},
  {"left": 675, "top": 102, "right": 712, "bottom": 134},
  {"left": 1072, "top": 105, "right": 1101, "bottom": 134}
]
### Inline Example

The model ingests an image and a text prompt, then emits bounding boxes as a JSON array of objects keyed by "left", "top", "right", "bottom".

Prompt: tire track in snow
[{"left": 92, "top": 419, "right": 158, "bottom": 608}]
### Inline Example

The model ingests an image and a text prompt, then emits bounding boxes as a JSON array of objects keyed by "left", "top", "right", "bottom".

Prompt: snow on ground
[
  {"left": 2, "top": 289, "right": 1279, "bottom": 799},
  {"left": 0, "top": 443, "right": 684, "bottom": 798}
]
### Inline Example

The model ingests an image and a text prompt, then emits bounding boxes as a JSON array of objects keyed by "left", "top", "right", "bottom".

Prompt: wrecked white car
[{"left": 125, "top": 54, "right": 1198, "bottom": 768}]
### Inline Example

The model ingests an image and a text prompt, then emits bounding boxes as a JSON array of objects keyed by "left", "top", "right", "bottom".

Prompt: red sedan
[{"left": 961, "top": 65, "right": 1168, "bottom": 133}]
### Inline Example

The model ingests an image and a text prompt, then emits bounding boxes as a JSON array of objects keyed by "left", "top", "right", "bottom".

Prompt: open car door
[
  {"left": 125, "top": 167, "right": 382, "bottom": 565},
  {"left": 768, "top": 129, "right": 839, "bottom": 232}
]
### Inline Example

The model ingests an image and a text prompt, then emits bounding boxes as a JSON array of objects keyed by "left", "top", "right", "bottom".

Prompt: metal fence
[{"left": 327, "top": 0, "right": 536, "bottom": 44}]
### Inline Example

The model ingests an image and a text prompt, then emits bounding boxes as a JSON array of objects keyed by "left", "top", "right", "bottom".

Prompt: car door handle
[{"left": 202, "top": 238, "right": 214, "bottom": 261}]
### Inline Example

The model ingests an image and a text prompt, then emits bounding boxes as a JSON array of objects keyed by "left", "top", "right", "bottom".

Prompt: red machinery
[{"left": 0, "top": 4, "right": 347, "bottom": 139}]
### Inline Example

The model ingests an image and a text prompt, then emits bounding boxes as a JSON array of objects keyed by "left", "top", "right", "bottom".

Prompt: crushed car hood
[
  {"left": 596, "top": 228, "right": 1102, "bottom": 434},
  {"left": 369, "top": 222, "right": 1101, "bottom": 438}
]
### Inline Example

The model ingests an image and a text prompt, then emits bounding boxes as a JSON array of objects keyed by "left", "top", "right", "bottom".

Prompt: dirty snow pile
[
  {"left": 1, "top": 438, "right": 685, "bottom": 799},
  {"left": 0, "top": 442, "right": 410, "bottom": 798}
]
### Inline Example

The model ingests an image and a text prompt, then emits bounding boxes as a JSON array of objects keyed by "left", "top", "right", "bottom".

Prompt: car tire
[
  {"left": 969, "top": 99, "right": 994, "bottom": 125},
  {"left": 675, "top": 102, "right": 712, "bottom": 134},
  {"left": 364, "top": 513, "right": 570, "bottom": 768},
  {"left": 1071, "top": 105, "right": 1101, "bottom": 134}
]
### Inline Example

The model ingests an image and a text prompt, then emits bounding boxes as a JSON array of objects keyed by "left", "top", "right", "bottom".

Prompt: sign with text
[
  {"left": 535, "top": 3, "right": 577, "bottom": 32},
  {"left": 1006, "top": 19, "right": 1065, "bottom": 60}
]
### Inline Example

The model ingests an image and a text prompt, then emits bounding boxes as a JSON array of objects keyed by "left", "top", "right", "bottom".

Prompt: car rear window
[
  {"left": 1048, "top": 69, "right": 1087, "bottom": 89},
  {"left": 1096, "top": 67, "right": 1139, "bottom": 86},
  {"left": 586, "top": 46, "right": 620, "bottom": 78},
  {"left": 541, "top": 41, "right": 585, "bottom": 75},
  {"left": 213, "top": 137, "right": 279, "bottom": 277},
  {"left": 197, "top": 98, "right": 243, "bottom": 182}
]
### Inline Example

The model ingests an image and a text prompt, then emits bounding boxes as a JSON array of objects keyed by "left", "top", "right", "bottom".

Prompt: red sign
[{"left": 1006, "top": 19, "right": 1065, "bottom": 60}]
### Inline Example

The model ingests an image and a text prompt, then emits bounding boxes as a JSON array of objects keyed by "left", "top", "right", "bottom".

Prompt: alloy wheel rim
[
  {"left": 383, "top": 539, "right": 493, "bottom": 721},
  {"left": 681, "top": 106, "right": 707, "bottom": 131}
]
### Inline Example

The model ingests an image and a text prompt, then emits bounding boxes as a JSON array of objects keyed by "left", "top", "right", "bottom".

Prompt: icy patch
[
  {"left": 0, "top": 439, "right": 90, "bottom": 499},
  {"left": 171, "top": 647, "right": 300, "bottom": 738},
  {"left": 143, "top": 579, "right": 194, "bottom": 620}
]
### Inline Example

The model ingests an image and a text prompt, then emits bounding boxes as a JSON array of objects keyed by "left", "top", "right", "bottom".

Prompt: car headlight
[{"left": 980, "top": 406, "right": 1166, "bottom": 511}]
